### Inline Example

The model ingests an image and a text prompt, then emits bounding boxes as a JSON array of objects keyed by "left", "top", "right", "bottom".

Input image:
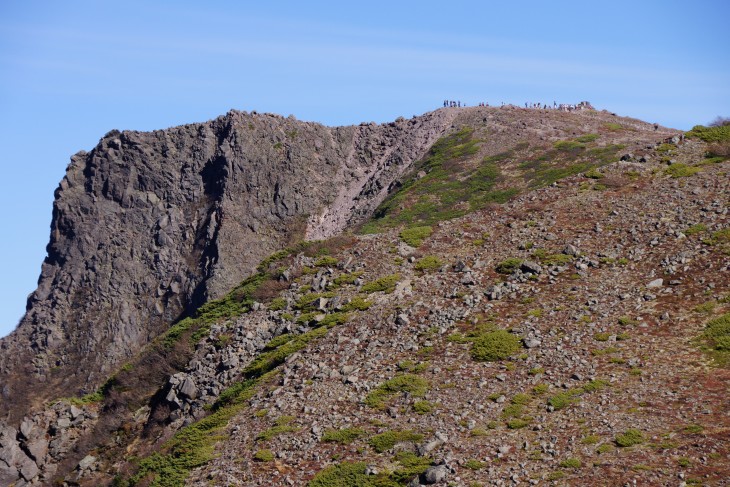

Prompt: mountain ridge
[{"left": 1, "top": 106, "right": 728, "bottom": 486}]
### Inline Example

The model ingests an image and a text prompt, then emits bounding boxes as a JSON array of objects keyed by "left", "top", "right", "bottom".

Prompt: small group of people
[
  {"left": 522, "top": 101, "right": 594, "bottom": 112},
  {"left": 443, "top": 100, "right": 464, "bottom": 107},
  {"left": 441, "top": 100, "right": 594, "bottom": 111}
]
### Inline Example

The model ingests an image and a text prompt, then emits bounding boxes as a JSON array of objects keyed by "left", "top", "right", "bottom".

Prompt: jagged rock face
[{"left": 0, "top": 109, "right": 455, "bottom": 422}]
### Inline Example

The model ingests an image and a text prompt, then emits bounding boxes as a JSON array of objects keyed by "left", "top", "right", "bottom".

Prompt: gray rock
[
  {"left": 563, "top": 244, "right": 580, "bottom": 256},
  {"left": 19, "top": 420, "right": 35, "bottom": 440},
  {"left": 18, "top": 456, "right": 38, "bottom": 481},
  {"left": 178, "top": 377, "right": 198, "bottom": 400},
  {"left": 417, "top": 440, "right": 441, "bottom": 456},
  {"left": 421, "top": 465, "right": 448, "bottom": 484},
  {"left": 647, "top": 278, "right": 663, "bottom": 288},
  {"left": 0, "top": 462, "right": 20, "bottom": 486},
  {"left": 78, "top": 455, "right": 96, "bottom": 471},
  {"left": 520, "top": 261, "right": 542, "bottom": 274},
  {"left": 396, "top": 314, "right": 411, "bottom": 326},
  {"left": 69, "top": 405, "right": 83, "bottom": 420},
  {"left": 312, "top": 297, "right": 329, "bottom": 311},
  {"left": 524, "top": 338, "right": 541, "bottom": 348},
  {"left": 460, "top": 273, "right": 476, "bottom": 285},
  {"left": 25, "top": 438, "right": 48, "bottom": 464}
]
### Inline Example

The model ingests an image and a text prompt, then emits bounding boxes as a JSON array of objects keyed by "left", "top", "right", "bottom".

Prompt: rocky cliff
[{"left": 0, "top": 109, "right": 455, "bottom": 422}]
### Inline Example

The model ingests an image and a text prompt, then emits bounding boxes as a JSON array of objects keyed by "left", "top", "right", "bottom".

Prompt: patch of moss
[
  {"left": 369, "top": 430, "right": 424, "bottom": 453},
  {"left": 308, "top": 462, "right": 376, "bottom": 487},
  {"left": 413, "top": 400, "right": 434, "bottom": 414},
  {"left": 365, "top": 374, "right": 429, "bottom": 409},
  {"left": 507, "top": 418, "right": 530, "bottom": 429},
  {"left": 315, "top": 256, "right": 339, "bottom": 267},
  {"left": 495, "top": 258, "right": 523, "bottom": 274},
  {"left": 464, "top": 459, "right": 485, "bottom": 470},
  {"left": 361, "top": 274, "right": 401, "bottom": 294},
  {"left": 253, "top": 449, "right": 275, "bottom": 462},
  {"left": 321, "top": 427, "right": 366, "bottom": 444},
  {"left": 559, "top": 457, "right": 582, "bottom": 468},
  {"left": 471, "top": 330, "right": 522, "bottom": 362},
  {"left": 548, "top": 391, "right": 578, "bottom": 411},
  {"left": 414, "top": 255, "right": 444, "bottom": 272},
  {"left": 665, "top": 163, "right": 700, "bottom": 178},
  {"left": 698, "top": 312, "right": 730, "bottom": 366},
  {"left": 615, "top": 428, "right": 644, "bottom": 447},
  {"left": 400, "top": 226, "right": 433, "bottom": 247},
  {"left": 341, "top": 297, "right": 372, "bottom": 312}
]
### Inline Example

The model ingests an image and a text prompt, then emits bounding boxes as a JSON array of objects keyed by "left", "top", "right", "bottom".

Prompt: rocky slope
[{"left": 1, "top": 106, "right": 728, "bottom": 486}]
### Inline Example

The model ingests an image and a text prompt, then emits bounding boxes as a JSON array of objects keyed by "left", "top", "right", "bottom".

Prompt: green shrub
[
  {"left": 495, "top": 258, "right": 523, "bottom": 274},
  {"left": 321, "top": 427, "right": 366, "bottom": 444},
  {"left": 581, "top": 435, "right": 599, "bottom": 445},
  {"left": 686, "top": 124, "right": 730, "bottom": 143},
  {"left": 554, "top": 140, "right": 585, "bottom": 152},
  {"left": 464, "top": 459, "right": 485, "bottom": 470},
  {"left": 413, "top": 400, "right": 434, "bottom": 414},
  {"left": 615, "top": 428, "right": 644, "bottom": 447},
  {"left": 256, "top": 420, "right": 298, "bottom": 441},
  {"left": 701, "top": 313, "right": 730, "bottom": 358},
  {"left": 268, "top": 297, "right": 287, "bottom": 311},
  {"left": 399, "top": 226, "right": 433, "bottom": 247},
  {"left": 501, "top": 403, "right": 524, "bottom": 419},
  {"left": 581, "top": 379, "right": 608, "bottom": 393},
  {"left": 547, "top": 471, "right": 566, "bottom": 481},
  {"left": 361, "top": 274, "right": 401, "bottom": 294},
  {"left": 584, "top": 168, "right": 604, "bottom": 179},
  {"left": 576, "top": 133, "right": 599, "bottom": 143},
  {"left": 560, "top": 457, "right": 582, "bottom": 468},
  {"left": 364, "top": 374, "right": 429, "bottom": 409},
  {"left": 390, "top": 451, "right": 433, "bottom": 483},
  {"left": 684, "top": 223, "right": 707, "bottom": 236},
  {"left": 369, "top": 430, "right": 423, "bottom": 453},
  {"left": 253, "top": 449, "right": 275, "bottom": 462},
  {"left": 538, "top": 252, "right": 573, "bottom": 266},
  {"left": 471, "top": 330, "right": 522, "bottom": 362},
  {"left": 507, "top": 418, "right": 529, "bottom": 429},
  {"left": 693, "top": 301, "right": 715, "bottom": 314},
  {"left": 594, "top": 332, "right": 610, "bottom": 342},
  {"left": 548, "top": 391, "right": 578, "bottom": 410},
  {"left": 315, "top": 256, "right": 339, "bottom": 267},
  {"left": 332, "top": 271, "right": 363, "bottom": 286},
  {"left": 618, "top": 316, "right": 637, "bottom": 326},
  {"left": 665, "top": 163, "right": 700, "bottom": 178},
  {"left": 414, "top": 255, "right": 444, "bottom": 272},
  {"left": 511, "top": 393, "right": 532, "bottom": 405},
  {"left": 341, "top": 297, "right": 372, "bottom": 311},
  {"left": 308, "top": 462, "right": 372, "bottom": 487},
  {"left": 703, "top": 228, "right": 730, "bottom": 246},
  {"left": 678, "top": 457, "right": 692, "bottom": 468},
  {"left": 596, "top": 443, "right": 613, "bottom": 454}
]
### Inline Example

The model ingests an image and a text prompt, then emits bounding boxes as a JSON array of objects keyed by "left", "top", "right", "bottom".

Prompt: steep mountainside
[
  {"left": 1, "top": 106, "right": 728, "bottom": 486},
  {"left": 0, "top": 108, "right": 455, "bottom": 421}
]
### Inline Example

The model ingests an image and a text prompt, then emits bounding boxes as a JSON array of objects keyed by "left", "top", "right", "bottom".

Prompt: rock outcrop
[{"left": 0, "top": 109, "right": 456, "bottom": 422}]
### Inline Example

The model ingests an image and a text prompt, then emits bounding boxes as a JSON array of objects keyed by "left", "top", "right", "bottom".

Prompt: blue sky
[{"left": 1, "top": 1, "right": 728, "bottom": 338}]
